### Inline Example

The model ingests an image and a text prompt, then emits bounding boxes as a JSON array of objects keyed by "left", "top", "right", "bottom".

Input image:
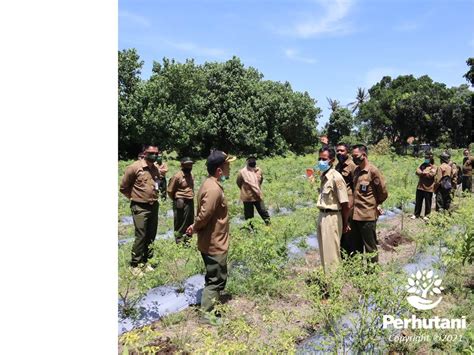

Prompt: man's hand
[
  {"left": 186, "top": 224, "right": 195, "bottom": 235},
  {"left": 376, "top": 205, "right": 384, "bottom": 216},
  {"left": 343, "top": 224, "right": 351, "bottom": 234}
]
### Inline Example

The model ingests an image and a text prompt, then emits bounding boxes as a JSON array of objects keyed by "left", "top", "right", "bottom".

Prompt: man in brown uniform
[
  {"left": 155, "top": 154, "right": 169, "bottom": 201},
  {"left": 120, "top": 145, "right": 161, "bottom": 271},
  {"left": 351, "top": 144, "right": 388, "bottom": 264},
  {"left": 462, "top": 149, "right": 473, "bottom": 192},
  {"left": 435, "top": 152, "right": 453, "bottom": 212},
  {"left": 236, "top": 156, "right": 270, "bottom": 225},
  {"left": 316, "top": 147, "right": 350, "bottom": 272},
  {"left": 335, "top": 143, "right": 356, "bottom": 257},
  {"left": 411, "top": 152, "right": 437, "bottom": 221},
  {"left": 186, "top": 150, "right": 236, "bottom": 316},
  {"left": 167, "top": 157, "right": 195, "bottom": 244}
]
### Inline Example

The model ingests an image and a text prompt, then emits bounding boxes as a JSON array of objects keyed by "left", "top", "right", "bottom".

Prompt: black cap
[
  {"left": 246, "top": 155, "right": 257, "bottom": 161},
  {"left": 206, "top": 150, "right": 236, "bottom": 166},
  {"left": 440, "top": 152, "right": 450, "bottom": 163}
]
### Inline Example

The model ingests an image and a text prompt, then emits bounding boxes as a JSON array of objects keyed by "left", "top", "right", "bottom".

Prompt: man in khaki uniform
[
  {"left": 316, "top": 147, "right": 350, "bottom": 272},
  {"left": 167, "top": 157, "right": 195, "bottom": 244},
  {"left": 236, "top": 156, "right": 270, "bottom": 225},
  {"left": 462, "top": 149, "right": 473, "bottom": 192},
  {"left": 120, "top": 145, "right": 161, "bottom": 271},
  {"left": 335, "top": 143, "right": 356, "bottom": 257},
  {"left": 351, "top": 144, "right": 388, "bottom": 264},
  {"left": 435, "top": 152, "right": 453, "bottom": 211},
  {"left": 155, "top": 154, "right": 168, "bottom": 200},
  {"left": 411, "top": 152, "right": 437, "bottom": 220},
  {"left": 186, "top": 150, "right": 236, "bottom": 317}
]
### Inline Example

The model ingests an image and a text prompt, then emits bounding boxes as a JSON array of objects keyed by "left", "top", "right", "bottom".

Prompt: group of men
[
  {"left": 119, "top": 143, "right": 472, "bottom": 319},
  {"left": 120, "top": 147, "right": 273, "bottom": 320},
  {"left": 411, "top": 148, "right": 473, "bottom": 220},
  {"left": 313, "top": 143, "right": 388, "bottom": 272}
]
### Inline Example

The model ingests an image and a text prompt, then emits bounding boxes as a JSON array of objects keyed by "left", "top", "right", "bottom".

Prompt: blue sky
[{"left": 119, "top": 0, "right": 474, "bottom": 127}]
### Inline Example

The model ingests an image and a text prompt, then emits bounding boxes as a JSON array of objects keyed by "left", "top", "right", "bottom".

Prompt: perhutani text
[{"left": 383, "top": 315, "right": 467, "bottom": 329}]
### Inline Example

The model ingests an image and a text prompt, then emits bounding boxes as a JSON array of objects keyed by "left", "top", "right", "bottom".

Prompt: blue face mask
[
  {"left": 317, "top": 160, "right": 330, "bottom": 172},
  {"left": 219, "top": 175, "right": 227, "bottom": 182},
  {"left": 424, "top": 159, "right": 430, "bottom": 164}
]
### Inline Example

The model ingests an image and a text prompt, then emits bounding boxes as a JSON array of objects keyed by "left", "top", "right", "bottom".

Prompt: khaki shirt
[
  {"left": 353, "top": 163, "right": 388, "bottom": 221},
  {"left": 120, "top": 159, "right": 160, "bottom": 203},
  {"left": 195, "top": 176, "right": 229, "bottom": 255},
  {"left": 416, "top": 163, "right": 437, "bottom": 192},
  {"left": 462, "top": 156, "right": 473, "bottom": 176},
  {"left": 155, "top": 162, "right": 168, "bottom": 178},
  {"left": 335, "top": 158, "right": 356, "bottom": 200},
  {"left": 236, "top": 167, "right": 263, "bottom": 202},
  {"left": 167, "top": 170, "right": 194, "bottom": 200},
  {"left": 434, "top": 163, "right": 452, "bottom": 190},
  {"left": 316, "top": 168, "right": 349, "bottom": 210}
]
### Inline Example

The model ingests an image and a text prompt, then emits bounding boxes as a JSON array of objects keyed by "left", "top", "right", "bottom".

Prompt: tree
[
  {"left": 327, "top": 107, "right": 353, "bottom": 144},
  {"left": 463, "top": 57, "right": 474, "bottom": 86},
  {"left": 326, "top": 97, "right": 340, "bottom": 112},
  {"left": 118, "top": 49, "right": 145, "bottom": 159},
  {"left": 348, "top": 87, "right": 369, "bottom": 113}
]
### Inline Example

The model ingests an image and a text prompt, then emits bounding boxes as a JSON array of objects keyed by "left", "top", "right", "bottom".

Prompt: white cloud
[
  {"left": 393, "top": 21, "right": 419, "bottom": 32},
  {"left": 165, "top": 40, "right": 227, "bottom": 58},
  {"left": 284, "top": 48, "right": 317, "bottom": 64},
  {"left": 283, "top": 0, "right": 354, "bottom": 38},
  {"left": 119, "top": 10, "right": 151, "bottom": 28}
]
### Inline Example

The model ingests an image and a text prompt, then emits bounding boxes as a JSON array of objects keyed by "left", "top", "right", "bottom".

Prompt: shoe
[
  {"left": 130, "top": 267, "right": 144, "bottom": 277},
  {"left": 144, "top": 264, "right": 155, "bottom": 272},
  {"left": 422, "top": 216, "right": 429, "bottom": 221},
  {"left": 410, "top": 215, "right": 417, "bottom": 220}
]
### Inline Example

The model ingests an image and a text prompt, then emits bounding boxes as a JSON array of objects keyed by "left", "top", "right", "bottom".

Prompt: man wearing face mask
[
  {"left": 186, "top": 150, "right": 236, "bottom": 318},
  {"left": 236, "top": 156, "right": 270, "bottom": 225},
  {"left": 462, "top": 149, "right": 473, "bottom": 192},
  {"left": 167, "top": 157, "right": 195, "bottom": 244},
  {"left": 434, "top": 152, "right": 453, "bottom": 212},
  {"left": 411, "top": 153, "right": 437, "bottom": 221},
  {"left": 315, "top": 147, "right": 350, "bottom": 273},
  {"left": 351, "top": 144, "right": 388, "bottom": 264},
  {"left": 335, "top": 143, "right": 357, "bottom": 257},
  {"left": 120, "top": 145, "right": 162, "bottom": 273}
]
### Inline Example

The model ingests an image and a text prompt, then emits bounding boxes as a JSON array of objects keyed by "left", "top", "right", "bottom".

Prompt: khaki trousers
[{"left": 317, "top": 211, "right": 343, "bottom": 273}]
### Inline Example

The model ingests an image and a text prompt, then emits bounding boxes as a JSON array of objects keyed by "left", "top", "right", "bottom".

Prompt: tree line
[{"left": 119, "top": 49, "right": 473, "bottom": 159}]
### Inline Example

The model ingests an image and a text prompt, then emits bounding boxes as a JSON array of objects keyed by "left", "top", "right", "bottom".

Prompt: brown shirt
[
  {"left": 335, "top": 158, "right": 356, "bottom": 200},
  {"left": 352, "top": 163, "right": 388, "bottom": 221},
  {"left": 155, "top": 162, "right": 168, "bottom": 178},
  {"left": 434, "top": 163, "right": 452, "bottom": 190},
  {"left": 236, "top": 167, "right": 263, "bottom": 202},
  {"left": 462, "top": 156, "right": 473, "bottom": 176},
  {"left": 316, "top": 168, "right": 349, "bottom": 210},
  {"left": 167, "top": 170, "right": 194, "bottom": 200},
  {"left": 120, "top": 159, "right": 160, "bottom": 203},
  {"left": 416, "top": 163, "right": 437, "bottom": 192},
  {"left": 195, "top": 176, "right": 229, "bottom": 255}
]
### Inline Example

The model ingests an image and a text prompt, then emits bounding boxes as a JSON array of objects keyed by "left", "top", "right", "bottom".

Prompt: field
[{"left": 118, "top": 150, "right": 473, "bottom": 354}]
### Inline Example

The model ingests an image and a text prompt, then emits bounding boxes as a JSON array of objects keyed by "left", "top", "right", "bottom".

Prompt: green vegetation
[{"left": 118, "top": 152, "right": 473, "bottom": 353}]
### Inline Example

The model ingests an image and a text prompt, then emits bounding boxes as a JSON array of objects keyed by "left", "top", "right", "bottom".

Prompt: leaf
[
  {"left": 416, "top": 270, "right": 422, "bottom": 279},
  {"left": 432, "top": 287, "right": 441, "bottom": 294},
  {"left": 434, "top": 279, "right": 442, "bottom": 286},
  {"left": 407, "top": 287, "right": 417, "bottom": 293},
  {"left": 426, "top": 270, "right": 433, "bottom": 279},
  {"left": 408, "top": 278, "right": 415, "bottom": 286}
]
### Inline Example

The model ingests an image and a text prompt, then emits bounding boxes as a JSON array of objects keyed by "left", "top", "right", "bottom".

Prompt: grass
[{"left": 118, "top": 150, "right": 473, "bottom": 353}]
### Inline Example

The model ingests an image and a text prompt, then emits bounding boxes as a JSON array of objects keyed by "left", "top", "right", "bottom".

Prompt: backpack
[{"left": 440, "top": 175, "right": 452, "bottom": 190}]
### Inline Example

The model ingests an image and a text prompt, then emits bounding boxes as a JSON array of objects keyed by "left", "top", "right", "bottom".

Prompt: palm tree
[
  {"left": 326, "top": 97, "right": 340, "bottom": 112},
  {"left": 348, "top": 87, "right": 369, "bottom": 113}
]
